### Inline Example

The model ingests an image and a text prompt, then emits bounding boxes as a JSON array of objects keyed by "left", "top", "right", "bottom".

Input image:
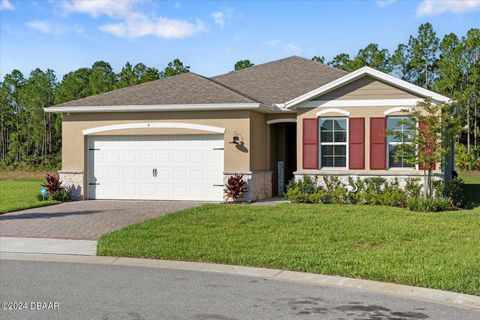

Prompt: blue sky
[{"left": 1, "top": 0, "right": 479, "bottom": 79}]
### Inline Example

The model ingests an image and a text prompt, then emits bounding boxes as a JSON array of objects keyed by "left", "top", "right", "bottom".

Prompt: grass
[
  {"left": 98, "top": 203, "right": 480, "bottom": 296},
  {"left": 0, "top": 170, "right": 52, "bottom": 180},
  {"left": 0, "top": 179, "right": 59, "bottom": 214}
]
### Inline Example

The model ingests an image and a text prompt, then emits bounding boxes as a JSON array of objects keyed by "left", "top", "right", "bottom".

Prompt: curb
[{"left": 1, "top": 252, "right": 479, "bottom": 311}]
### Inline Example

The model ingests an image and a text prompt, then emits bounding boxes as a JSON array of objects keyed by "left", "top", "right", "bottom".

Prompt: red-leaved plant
[
  {"left": 224, "top": 174, "right": 247, "bottom": 202},
  {"left": 42, "top": 174, "right": 64, "bottom": 193}
]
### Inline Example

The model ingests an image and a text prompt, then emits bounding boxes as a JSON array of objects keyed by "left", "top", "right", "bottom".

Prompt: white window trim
[
  {"left": 384, "top": 107, "right": 412, "bottom": 115},
  {"left": 318, "top": 117, "right": 349, "bottom": 170},
  {"left": 315, "top": 108, "right": 350, "bottom": 117},
  {"left": 82, "top": 122, "right": 226, "bottom": 135},
  {"left": 386, "top": 116, "right": 415, "bottom": 170}
]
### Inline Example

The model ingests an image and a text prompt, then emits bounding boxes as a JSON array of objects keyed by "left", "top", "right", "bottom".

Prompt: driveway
[{"left": 0, "top": 201, "right": 201, "bottom": 240}]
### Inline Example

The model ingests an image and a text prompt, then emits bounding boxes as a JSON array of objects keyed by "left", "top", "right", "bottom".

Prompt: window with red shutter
[
  {"left": 349, "top": 118, "right": 365, "bottom": 169},
  {"left": 302, "top": 118, "right": 318, "bottom": 169},
  {"left": 370, "top": 117, "right": 386, "bottom": 170}
]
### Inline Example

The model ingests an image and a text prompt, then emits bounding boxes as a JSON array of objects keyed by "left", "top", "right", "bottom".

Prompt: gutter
[{"left": 43, "top": 103, "right": 295, "bottom": 114}]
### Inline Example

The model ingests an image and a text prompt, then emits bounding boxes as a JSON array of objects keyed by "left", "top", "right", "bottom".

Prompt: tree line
[
  {"left": 0, "top": 23, "right": 478, "bottom": 170},
  {"left": 0, "top": 59, "right": 190, "bottom": 169}
]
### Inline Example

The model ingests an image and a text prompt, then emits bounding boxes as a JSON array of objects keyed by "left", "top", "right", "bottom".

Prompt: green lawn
[
  {"left": 459, "top": 170, "right": 480, "bottom": 207},
  {"left": 98, "top": 203, "right": 480, "bottom": 296},
  {"left": 0, "top": 179, "right": 59, "bottom": 214}
]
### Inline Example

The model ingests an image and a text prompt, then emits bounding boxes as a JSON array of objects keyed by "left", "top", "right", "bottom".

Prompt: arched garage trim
[{"left": 82, "top": 122, "right": 226, "bottom": 135}]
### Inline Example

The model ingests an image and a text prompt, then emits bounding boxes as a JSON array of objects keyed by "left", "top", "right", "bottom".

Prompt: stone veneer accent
[
  {"left": 294, "top": 171, "right": 444, "bottom": 189},
  {"left": 224, "top": 171, "right": 272, "bottom": 202},
  {"left": 58, "top": 170, "right": 84, "bottom": 200}
]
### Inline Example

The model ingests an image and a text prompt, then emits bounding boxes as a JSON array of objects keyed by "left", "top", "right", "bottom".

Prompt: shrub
[
  {"left": 42, "top": 174, "right": 64, "bottom": 193},
  {"left": 307, "top": 191, "right": 324, "bottom": 204},
  {"left": 284, "top": 181, "right": 305, "bottom": 203},
  {"left": 405, "top": 177, "right": 422, "bottom": 198},
  {"left": 407, "top": 196, "right": 452, "bottom": 212},
  {"left": 447, "top": 177, "right": 468, "bottom": 209},
  {"left": 49, "top": 189, "right": 71, "bottom": 202},
  {"left": 298, "top": 175, "right": 317, "bottom": 194},
  {"left": 224, "top": 174, "right": 247, "bottom": 202}
]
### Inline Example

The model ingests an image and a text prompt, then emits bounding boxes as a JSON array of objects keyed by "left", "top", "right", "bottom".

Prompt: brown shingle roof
[
  {"left": 55, "top": 72, "right": 257, "bottom": 107},
  {"left": 211, "top": 56, "right": 347, "bottom": 105},
  {"left": 53, "top": 56, "right": 347, "bottom": 108}
]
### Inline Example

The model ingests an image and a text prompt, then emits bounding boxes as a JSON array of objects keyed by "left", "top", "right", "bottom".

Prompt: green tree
[
  {"left": 160, "top": 59, "right": 190, "bottom": 78},
  {"left": 461, "top": 28, "right": 480, "bottom": 156},
  {"left": 0, "top": 81, "right": 13, "bottom": 161},
  {"left": 19, "top": 69, "right": 58, "bottom": 158},
  {"left": 115, "top": 62, "right": 136, "bottom": 89},
  {"left": 2, "top": 70, "right": 25, "bottom": 162},
  {"left": 328, "top": 53, "right": 352, "bottom": 71},
  {"left": 386, "top": 100, "right": 460, "bottom": 198},
  {"left": 234, "top": 59, "right": 254, "bottom": 71},
  {"left": 89, "top": 61, "right": 115, "bottom": 95},
  {"left": 133, "top": 63, "right": 160, "bottom": 84},
  {"left": 392, "top": 23, "right": 439, "bottom": 89},
  {"left": 55, "top": 68, "right": 91, "bottom": 104},
  {"left": 311, "top": 56, "right": 325, "bottom": 63},
  {"left": 350, "top": 43, "right": 392, "bottom": 73}
]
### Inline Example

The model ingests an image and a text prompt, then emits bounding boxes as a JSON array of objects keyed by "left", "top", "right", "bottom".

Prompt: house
[{"left": 45, "top": 56, "right": 451, "bottom": 202}]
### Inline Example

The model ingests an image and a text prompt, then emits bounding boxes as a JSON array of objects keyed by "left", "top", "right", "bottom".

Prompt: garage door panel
[{"left": 88, "top": 135, "right": 224, "bottom": 201}]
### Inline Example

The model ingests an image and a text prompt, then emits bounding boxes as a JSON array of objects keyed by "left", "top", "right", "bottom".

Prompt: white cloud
[
  {"left": 61, "top": 0, "right": 134, "bottom": 18},
  {"left": 376, "top": 0, "right": 397, "bottom": 8},
  {"left": 212, "top": 11, "right": 225, "bottom": 27},
  {"left": 100, "top": 14, "right": 206, "bottom": 39},
  {"left": 0, "top": 0, "right": 13, "bottom": 10},
  {"left": 264, "top": 39, "right": 281, "bottom": 47},
  {"left": 26, "top": 19, "right": 86, "bottom": 35},
  {"left": 417, "top": 0, "right": 480, "bottom": 16},
  {"left": 285, "top": 43, "right": 301, "bottom": 55},
  {"left": 211, "top": 8, "right": 233, "bottom": 28},
  {"left": 26, "top": 20, "right": 55, "bottom": 33},
  {"left": 60, "top": 0, "right": 206, "bottom": 39}
]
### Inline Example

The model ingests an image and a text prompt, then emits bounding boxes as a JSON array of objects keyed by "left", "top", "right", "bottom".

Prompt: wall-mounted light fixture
[{"left": 230, "top": 131, "right": 241, "bottom": 145}]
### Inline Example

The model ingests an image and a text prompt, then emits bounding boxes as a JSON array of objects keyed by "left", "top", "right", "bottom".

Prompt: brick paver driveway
[{"left": 0, "top": 201, "right": 202, "bottom": 240}]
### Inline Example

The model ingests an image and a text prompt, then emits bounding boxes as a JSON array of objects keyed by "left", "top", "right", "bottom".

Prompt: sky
[{"left": 1, "top": 0, "right": 479, "bottom": 79}]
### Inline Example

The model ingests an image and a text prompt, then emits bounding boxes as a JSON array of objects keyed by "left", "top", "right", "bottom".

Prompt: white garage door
[{"left": 87, "top": 135, "right": 224, "bottom": 201}]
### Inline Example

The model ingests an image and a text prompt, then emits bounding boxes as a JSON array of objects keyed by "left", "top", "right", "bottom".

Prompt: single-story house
[{"left": 45, "top": 56, "right": 451, "bottom": 202}]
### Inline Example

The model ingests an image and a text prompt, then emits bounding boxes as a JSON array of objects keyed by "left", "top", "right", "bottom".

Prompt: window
[
  {"left": 319, "top": 118, "right": 347, "bottom": 168},
  {"left": 387, "top": 116, "right": 415, "bottom": 168}
]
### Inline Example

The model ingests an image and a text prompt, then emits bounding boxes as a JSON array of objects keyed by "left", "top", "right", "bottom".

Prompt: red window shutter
[
  {"left": 370, "top": 117, "right": 386, "bottom": 170},
  {"left": 349, "top": 118, "right": 365, "bottom": 169},
  {"left": 418, "top": 121, "right": 436, "bottom": 170},
  {"left": 303, "top": 118, "right": 318, "bottom": 169}
]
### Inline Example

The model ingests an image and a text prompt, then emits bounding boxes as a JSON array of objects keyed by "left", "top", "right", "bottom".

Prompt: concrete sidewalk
[
  {"left": 1, "top": 252, "right": 479, "bottom": 311},
  {"left": 0, "top": 237, "right": 97, "bottom": 255}
]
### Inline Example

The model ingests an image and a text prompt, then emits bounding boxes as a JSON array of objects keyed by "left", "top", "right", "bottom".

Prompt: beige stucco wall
[
  {"left": 296, "top": 105, "right": 441, "bottom": 174},
  {"left": 316, "top": 76, "right": 418, "bottom": 100},
  {"left": 62, "top": 110, "right": 252, "bottom": 173},
  {"left": 250, "top": 111, "right": 269, "bottom": 171},
  {"left": 296, "top": 76, "right": 440, "bottom": 174}
]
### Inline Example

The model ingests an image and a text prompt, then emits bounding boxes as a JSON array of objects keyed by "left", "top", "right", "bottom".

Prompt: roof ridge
[
  {"left": 212, "top": 56, "right": 303, "bottom": 78},
  {"left": 200, "top": 74, "right": 260, "bottom": 103}
]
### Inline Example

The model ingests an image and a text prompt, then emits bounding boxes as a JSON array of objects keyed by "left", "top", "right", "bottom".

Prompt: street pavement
[{"left": 1, "top": 259, "right": 478, "bottom": 320}]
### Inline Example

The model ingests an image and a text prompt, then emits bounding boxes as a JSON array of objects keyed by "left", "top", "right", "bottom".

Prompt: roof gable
[
  {"left": 285, "top": 66, "right": 450, "bottom": 109},
  {"left": 314, "top": 75, "right": 419, "bottom": 101}
]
